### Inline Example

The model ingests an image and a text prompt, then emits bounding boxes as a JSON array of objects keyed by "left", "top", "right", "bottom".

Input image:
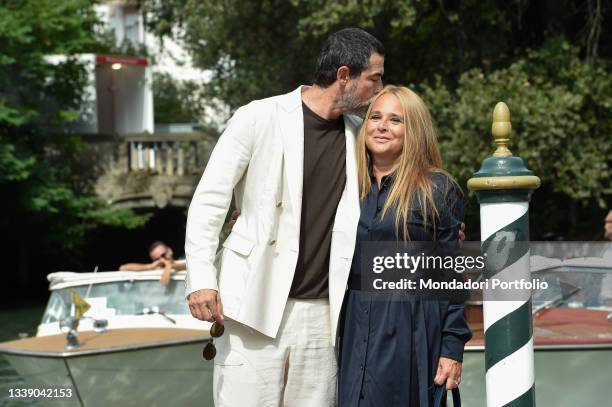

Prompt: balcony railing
[
  {"left": 126, "top": 134, "right": 202, "bottom": 176},
  {"left": 84, "top": 132, "right": 217, "bottom": 208}
]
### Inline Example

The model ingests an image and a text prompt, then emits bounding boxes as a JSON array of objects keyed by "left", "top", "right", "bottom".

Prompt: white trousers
[{"left": 213, "top": 298, "right": 337, "bottom": 407}]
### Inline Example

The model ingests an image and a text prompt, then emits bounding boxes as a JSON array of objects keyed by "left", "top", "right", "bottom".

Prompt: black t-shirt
[{"left": 289, "top": 102, "right": 347, "bottom": 299}]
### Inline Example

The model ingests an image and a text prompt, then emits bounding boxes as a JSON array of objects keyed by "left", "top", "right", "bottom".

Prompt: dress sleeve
[
  {"left": 434, "top": 175, "right": 464, "bottom": 242},
  {"left": 432, "top": 174, "right": 472, "bottom": 361},
  {"left": 439, "top": 305, "right": 473, "bottom": 361}
]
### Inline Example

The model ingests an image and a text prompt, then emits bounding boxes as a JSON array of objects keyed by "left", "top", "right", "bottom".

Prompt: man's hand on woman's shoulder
[{"left": 459, "top": 222, "right": 466, "bottom": 242}]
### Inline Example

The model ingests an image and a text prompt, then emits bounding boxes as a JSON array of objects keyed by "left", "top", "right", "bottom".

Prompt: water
[{"left": 0, "top": 303, "right": 46, "bottom": 407}]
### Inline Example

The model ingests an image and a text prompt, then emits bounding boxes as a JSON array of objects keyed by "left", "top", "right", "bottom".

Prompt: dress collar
[{"left": 369, "top": 166, "right": 396, "bottom": 189}]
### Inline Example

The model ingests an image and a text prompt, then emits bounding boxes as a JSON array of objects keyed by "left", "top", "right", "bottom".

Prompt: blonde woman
[{"left": 338, "top": 86, "right": 472, "bottom": 406}]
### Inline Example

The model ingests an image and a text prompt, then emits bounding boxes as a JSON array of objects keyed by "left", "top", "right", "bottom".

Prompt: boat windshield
[
  {"left": 41, "top": 279, "right": 190, "bottom": 324},
  {"left": 532, "top": 268, "right": 612, "bottom": 310}
]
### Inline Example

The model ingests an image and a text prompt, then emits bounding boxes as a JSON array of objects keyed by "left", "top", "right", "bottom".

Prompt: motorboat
[
  {"left": 461, "top": 256, "right": 612, "bottom": 407},
  {"left": 0, "top": 270, "right": 214, "bottom": 407},
  {"left": 3, "top": 256, "right": 610, "bottom": 406}
]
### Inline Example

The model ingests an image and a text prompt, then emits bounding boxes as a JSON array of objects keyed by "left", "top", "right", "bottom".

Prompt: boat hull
[
  {"left": 3, "top": 341, "right": 213, "bottom": 407},
  {"left": 458, "top": 347, "right": 612, "bottom": 407}
]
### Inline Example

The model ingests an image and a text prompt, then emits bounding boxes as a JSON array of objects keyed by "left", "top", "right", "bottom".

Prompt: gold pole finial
[{"left": 492, "top": 102, "right": 512, "bottom": 157}]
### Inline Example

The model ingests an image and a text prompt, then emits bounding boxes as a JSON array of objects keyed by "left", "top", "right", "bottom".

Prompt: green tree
[
  {"left": 153, "top": 72, "right": 205, "bottom": 124},
  {"left": 0, "top": 0, "right": 149, "bottom": 289},
  {"left": 143, "top": 0, "right": 611, "bottom": 239},
  {"left": 422, "top": 40, "right": 612, "bottom": 239},
  {"left": 144, "top": 0, "right": 611, "bottom": 109}
]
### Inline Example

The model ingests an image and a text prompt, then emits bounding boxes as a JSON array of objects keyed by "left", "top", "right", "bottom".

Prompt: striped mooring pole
[{"left": 467, "top": 102, "right": 541, "bottom": 407}]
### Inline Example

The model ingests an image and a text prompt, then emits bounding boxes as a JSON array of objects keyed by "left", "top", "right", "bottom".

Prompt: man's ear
[{"left": 336, "top": 66, "right": 350, "bottom": 84}]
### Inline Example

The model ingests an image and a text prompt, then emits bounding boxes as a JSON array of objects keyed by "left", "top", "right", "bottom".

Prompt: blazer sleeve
[
  {"left": 184, "top": 105, "right": 256, "bottom": 298},
  {"left": 435, "top": 176, "right": 473, "bottom": 361}
]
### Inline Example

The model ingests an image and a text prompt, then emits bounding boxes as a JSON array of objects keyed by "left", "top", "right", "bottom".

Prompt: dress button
[
  {"left": 363, "top": 337, "right": 367, "bottom": 343},
  {"left": 360, "top": 393, "right": 365, "bottom": 399},
  {"left": 276, "top": 201, "right": 282, "bottom": 208},
  {"left": 268, "top": 239, "right": 276, "bottom": 245}
]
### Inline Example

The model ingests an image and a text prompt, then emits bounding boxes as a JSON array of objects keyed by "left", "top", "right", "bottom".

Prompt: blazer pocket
[
  {"left": 222, "top": 230, "right": 255, "bottom": 256},
  {"left": 214, "top": 350, "right": 246, "bottom": 367},
  {"left": 331, "top": 229, "right": 355, "bottom": 260}
]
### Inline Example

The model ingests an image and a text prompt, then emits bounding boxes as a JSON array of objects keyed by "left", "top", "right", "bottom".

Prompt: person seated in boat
[
  {"left": 119, "top": 241, "right": 186, "bottom": 286},
  {"left": 604, "top": 210, "right": 612, "bottom": 244}
]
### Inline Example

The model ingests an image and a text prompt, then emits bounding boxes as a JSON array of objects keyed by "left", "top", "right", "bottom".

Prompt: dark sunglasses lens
[
  {"left": 203, "top": 341, "right": 216, "bottom": 360},
  {"left": 210, "top": 322, "right": 225, "bottom": 338}
]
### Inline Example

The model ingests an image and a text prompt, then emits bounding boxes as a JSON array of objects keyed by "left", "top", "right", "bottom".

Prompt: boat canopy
[
  {"left": 47, "top": 270, "right": 187, "bottom": 290},
  {"left": 530, "top": 256, "right": 611, "bottom": 273}
]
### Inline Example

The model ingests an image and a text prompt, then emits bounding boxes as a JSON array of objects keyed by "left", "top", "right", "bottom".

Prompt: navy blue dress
[{"left": 338, "top": 172, "right": 472, "bottom": 407}]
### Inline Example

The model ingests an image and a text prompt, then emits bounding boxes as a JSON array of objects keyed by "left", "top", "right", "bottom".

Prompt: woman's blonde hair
[{"left": 356, "top": 85, "right": 453, "bottom": 240}]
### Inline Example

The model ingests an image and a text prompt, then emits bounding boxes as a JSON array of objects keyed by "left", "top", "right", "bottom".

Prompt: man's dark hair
[
  {"left": 148, "top": 241, "right": 167, "bottom": 254},
  {"left": 313, "top": 28, "right": 385, "bottom": 88}
]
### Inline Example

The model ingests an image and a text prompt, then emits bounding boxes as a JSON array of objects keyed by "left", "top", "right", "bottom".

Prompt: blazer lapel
[{"left": 278, "top": 86, "right": 304, "bottom": 235}]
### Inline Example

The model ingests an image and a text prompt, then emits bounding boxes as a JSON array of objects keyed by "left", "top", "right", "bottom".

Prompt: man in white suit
[{"left": 185, "top": 28, "right": 385, "bottom": 406}]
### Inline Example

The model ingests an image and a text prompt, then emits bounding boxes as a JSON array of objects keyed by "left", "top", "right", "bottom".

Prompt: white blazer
[{"left": 185, "top": 86, "right": 361, "bottom": 342}]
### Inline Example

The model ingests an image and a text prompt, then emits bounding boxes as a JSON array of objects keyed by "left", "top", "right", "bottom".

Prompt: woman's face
[{"left": 365, "top": 93, "right": 405, "bottom": 164}]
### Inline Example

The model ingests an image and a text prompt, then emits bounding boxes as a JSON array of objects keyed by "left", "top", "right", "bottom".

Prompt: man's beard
[{"left": 338, "top": 82, "right": 371, "bottom": 117}]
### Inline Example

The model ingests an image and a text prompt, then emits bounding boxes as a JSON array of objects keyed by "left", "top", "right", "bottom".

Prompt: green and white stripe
[{"left": 481, "top": 203, "right": 535, "bottom": 407}]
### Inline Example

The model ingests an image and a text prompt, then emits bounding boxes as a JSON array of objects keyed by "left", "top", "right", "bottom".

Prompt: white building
[
  {"left": 45, "top": 52, "right": 154, "bottom": 135},
  {"left": 53, "top": 2, "right": 222, "bottom": 137},
  {"left": 93, "top": 1, "right": 222, "bottom": 133},
  {"left": 96, "top": 1, "right": 209, "bottom": 82}
]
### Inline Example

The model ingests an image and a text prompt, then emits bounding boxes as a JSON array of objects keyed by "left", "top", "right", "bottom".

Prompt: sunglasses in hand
[{"left": 203, "top": 321, "right": 225, "bottom": 360}]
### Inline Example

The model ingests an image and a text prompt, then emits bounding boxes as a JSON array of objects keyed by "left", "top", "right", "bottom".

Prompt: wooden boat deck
[
  {"left": 466, "top": 307, "right": 612, "bottom": 349},
  {"left": 0, "top": 328, "right": 210, "bottom": 357}
]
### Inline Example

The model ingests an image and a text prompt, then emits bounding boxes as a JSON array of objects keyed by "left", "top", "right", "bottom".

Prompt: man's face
[
  {"left": 605, "top": 211, "right": 612, "bottom": 241},
  {"left": 149, "top": 245, "right": 174, "bottom": 262},
  {"left": 338, "top": 52, "right": 385, "bottom": 116}
]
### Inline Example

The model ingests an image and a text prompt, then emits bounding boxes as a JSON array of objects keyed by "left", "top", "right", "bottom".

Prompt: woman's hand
[{"left": 434, "top": 357, "right": 462, "bottom": 389}]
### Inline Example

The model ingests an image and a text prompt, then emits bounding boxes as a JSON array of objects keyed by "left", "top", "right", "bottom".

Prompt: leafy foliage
[
  {"left": 153, "top": 72, "right": 206, "bottom": 124},
  {"left": 144, "top": 0, "right": 611, "bottom": 239},
  {"left": 144, "top": 1, "right": 612, "bottom": 107},
  {"left": 0, "top": 0, "right": 149, "bottom": 282},
  {"left": 422, "top": 40, "right": 612, "bottom": 237}
]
